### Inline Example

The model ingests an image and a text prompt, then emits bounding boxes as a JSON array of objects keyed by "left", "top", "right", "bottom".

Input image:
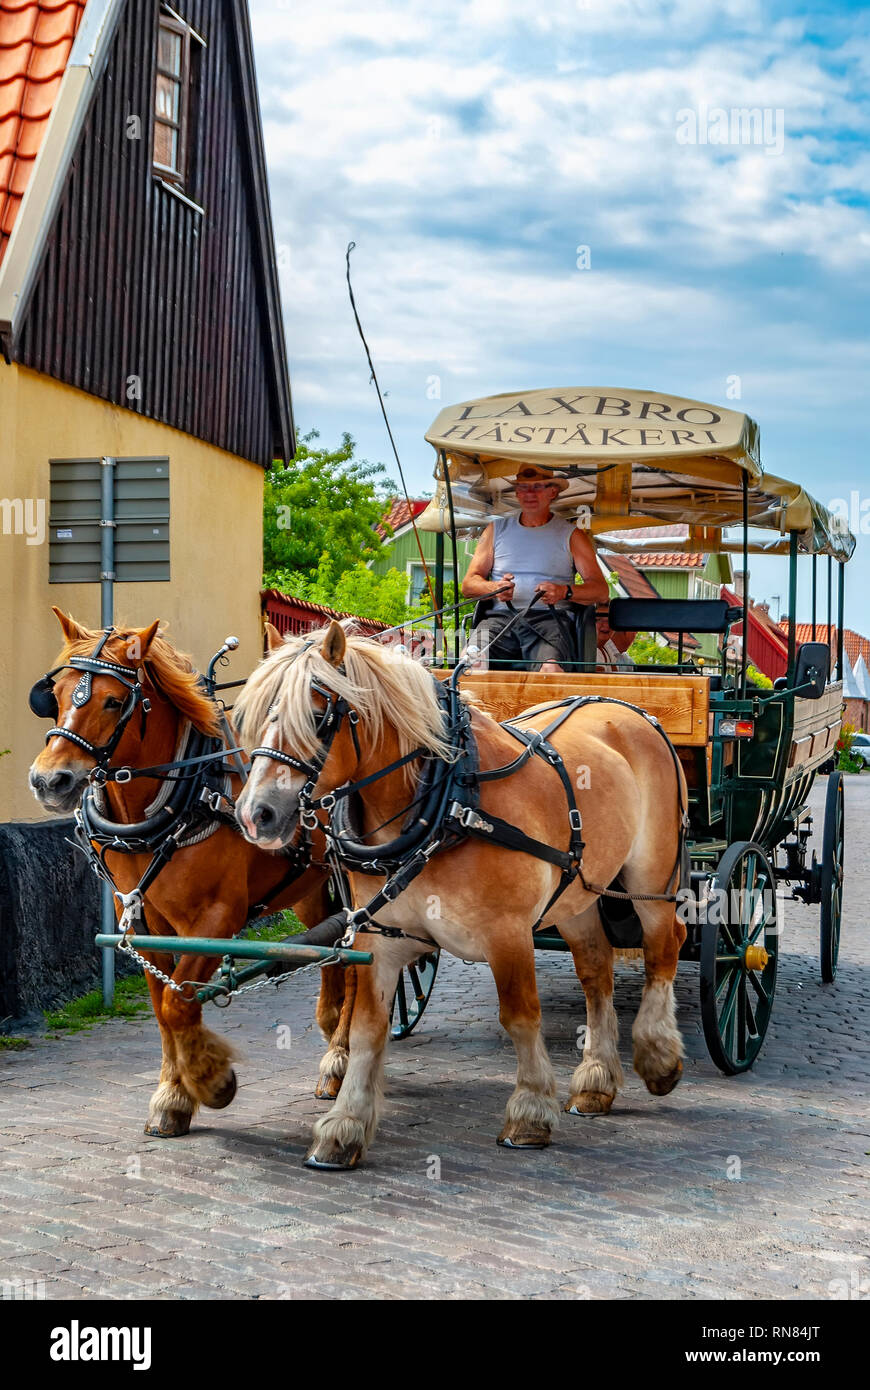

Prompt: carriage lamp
[{"left": 718, "top": 718, "right": 755, "bottom": 738}]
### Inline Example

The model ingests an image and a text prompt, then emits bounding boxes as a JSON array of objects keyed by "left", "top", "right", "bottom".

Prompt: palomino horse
[
  {"left": 233, "top": 621, "right": 688, "bottom": 1169},
  {"left": 28, "top": 609, "right": 346, "bottom": 1136}
]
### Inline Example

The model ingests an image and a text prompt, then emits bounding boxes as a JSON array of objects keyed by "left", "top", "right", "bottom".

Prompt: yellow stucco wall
[{"left": 0, "top": 364, "right": 265, "bottom": 822}]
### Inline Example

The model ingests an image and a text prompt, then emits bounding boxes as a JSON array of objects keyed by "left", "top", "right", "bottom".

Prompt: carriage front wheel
[
  {"left": 700, "top": 841, "right": 779, "bottom": 1075},
  {"left": 820, "top": 771, "right": 845, "bottom": 983},
  {"left": 390, "top": 951, "right": 440, "bottom": 1039}
]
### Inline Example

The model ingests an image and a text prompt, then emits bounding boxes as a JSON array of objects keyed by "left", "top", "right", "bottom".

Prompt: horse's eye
[{"left": 104, "top": 697, "right": 123, "bottom": 711}]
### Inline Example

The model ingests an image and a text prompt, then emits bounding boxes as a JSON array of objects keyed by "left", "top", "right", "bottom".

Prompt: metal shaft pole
[
  {"left": 100, "top": 457, "right": 116, "bottom": 1008},
  {"left": 786, "top": 532, "right": 798, "bottom": 684},
  {"left": 741, "top": 475, "right": 749, "bottom": 697},
  {"left": 837, "top": 562, "right": 845, "bottom": 683}
]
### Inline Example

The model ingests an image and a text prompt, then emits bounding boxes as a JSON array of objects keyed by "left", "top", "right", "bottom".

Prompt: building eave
[{"left": 0, "top": 0, "right": 125, "bottom": 348}]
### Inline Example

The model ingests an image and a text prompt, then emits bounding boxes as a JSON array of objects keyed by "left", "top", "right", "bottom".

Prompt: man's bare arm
[
  {"left": 461, "top": 525, "right": 515, "bottom": 602},
  {"left": 567, "top": 528, "right": 610, "bottom": 605}
]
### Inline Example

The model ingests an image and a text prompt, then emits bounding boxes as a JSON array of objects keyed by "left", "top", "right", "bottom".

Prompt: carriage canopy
[{"left": 419, "top": 388, "right": 854, "bottom": 562}]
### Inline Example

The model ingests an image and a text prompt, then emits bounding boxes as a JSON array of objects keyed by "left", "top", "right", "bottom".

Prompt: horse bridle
[
  {"left": 249, "top": 674, "right": 364, "bottom": 829},
  {"left": 29, "top": 628, "right": 151, "bottom": 772}
]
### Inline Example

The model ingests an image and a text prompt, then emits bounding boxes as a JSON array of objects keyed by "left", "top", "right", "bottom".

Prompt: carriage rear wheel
[
  {"left": 820, "top": 771, "right": 845, "bottom": 983},
  {"left": 700, "top": 841, "right": 779, "bottom": 1075},
  {"left": 390, "top": 951, "right": 440, "bottom": 1040}
]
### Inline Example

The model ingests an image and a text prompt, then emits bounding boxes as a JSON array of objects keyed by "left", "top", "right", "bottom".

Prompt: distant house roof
[
  {"left": 377, "top": 497, "right": 428, "bottom": 539},
  {"left": 782, "top": 623, "right": 870, "bottom": 672},
  {"left": 0, "top": 0, "right": 87, "bottom": 266},
  {"left": 722, "top": 584, "right": 789, "bottom": 679},
  {"left": 603, "top": 524, "right": 706, "bottom": 569},
  {"left": 0, "top": 0, "right": 294, "bottom": 464},
  {"left": 261, "top": 588, "right": 389, "bottom": 636},
  {"left": 628, "top": 552, "right": 705, "bottom": 568},
  {"left": 606, "top": 552, "right": 662, "bottom": 602},
  {"left": 854, "top": 654, "right": 870, "bottom": 701},
  {"left": 604, "top": 551, "right": 698, "bottom": 648},
  {"left": 843, "top": 654, "right": 864, "bottom": 701}
]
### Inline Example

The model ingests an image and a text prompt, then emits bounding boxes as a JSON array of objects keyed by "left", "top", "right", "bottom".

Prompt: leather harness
[
  {"left": 30, "top": 630, "right": 311, "bottom": 933},
  {"left": 250, "top": 660, "right": 689, "bottom": 946}
]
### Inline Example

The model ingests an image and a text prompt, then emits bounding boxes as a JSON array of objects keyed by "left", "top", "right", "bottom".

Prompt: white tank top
[{"left": 490, "top": 513, "right": 576, "bottom": 612}]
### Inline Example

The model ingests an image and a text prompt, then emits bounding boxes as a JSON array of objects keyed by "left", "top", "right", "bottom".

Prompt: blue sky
[{"left": 249, "top": 0, "right": 869, "bottom": 627}]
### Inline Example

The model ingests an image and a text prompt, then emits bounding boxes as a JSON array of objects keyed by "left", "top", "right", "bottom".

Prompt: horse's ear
[
  {"left": 264, "top": 621, "right": 284, "bottom": 653},
  {"left": 122, "top": 620, "right": 161, "bottom": 665},
  {"left": 321, "top": 620, "right": 346, "bottom": 667},
  {"left": 51, "top": 606, "right": 86, "bottom": 643}
]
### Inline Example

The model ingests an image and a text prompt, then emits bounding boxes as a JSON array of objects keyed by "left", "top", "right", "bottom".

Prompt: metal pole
[
  {"left": 741, "top": 475, "right": 749, "bottom": 698},
  {"left": 786, "top": 531, "right": 798, "bottom": 684},
  {"left": 435, "top": 530, "right": 444, "bottom": 668},
  {"left": 837, "top": 562, "right": 845, "bottom": 682},
  {"left": 100, "top": 457, "right": 116, "bottom": 1008},
  {"left": 811, "top": 554, "right": 817, "bottom": 641},
  {"left": 440, "top": 451, "right": 461, "bottom": 665},
  {"left": 827, "top": 555, "right": 833, "bottom": 664}
]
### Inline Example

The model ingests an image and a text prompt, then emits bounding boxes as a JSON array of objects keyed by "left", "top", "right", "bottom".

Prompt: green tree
[
  {"left": 330, "top": 564, "right": 413, "bottom": 625},
  {"left": 263, "top": 431, "right": 396, "bottom": 592}
]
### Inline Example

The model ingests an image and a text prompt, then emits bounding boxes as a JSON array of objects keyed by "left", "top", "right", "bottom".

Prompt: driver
[{"left": 461, "top": 465, "right": 610, "bottom": 671}]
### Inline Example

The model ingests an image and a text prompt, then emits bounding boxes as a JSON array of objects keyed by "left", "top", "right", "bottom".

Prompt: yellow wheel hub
[{"left": 743, "top": 944, "right": 769, "bottom": 972}]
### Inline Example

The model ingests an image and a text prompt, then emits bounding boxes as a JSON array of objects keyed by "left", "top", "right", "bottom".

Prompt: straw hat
[{"left": 512, "top": 465, "right": 570, "bottom": 493}]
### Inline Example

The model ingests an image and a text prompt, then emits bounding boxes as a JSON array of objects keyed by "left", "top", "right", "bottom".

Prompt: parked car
[{"left": 849, "top": 733, "right": 870, "bottom": 769}]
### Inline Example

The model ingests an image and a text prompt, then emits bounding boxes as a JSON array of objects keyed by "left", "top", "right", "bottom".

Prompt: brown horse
[
  {"left": 28, "top": 609, "right": 344, "bottom": 1136},
  {"left": 233, "top": 621, "right": 688, "bottom": 1169}
]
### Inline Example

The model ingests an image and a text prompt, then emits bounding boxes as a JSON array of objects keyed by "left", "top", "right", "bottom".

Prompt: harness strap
[
  {"left": 93, "top": 746, "right": 244, "bottom": 784},
  {"left": 444, "top": 801, "right": 573, "bottom": 871}
]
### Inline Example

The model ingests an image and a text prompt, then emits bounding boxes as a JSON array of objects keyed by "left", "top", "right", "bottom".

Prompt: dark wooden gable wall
[{"left": 15, "top": 0, "right": 293, "bottom": 468}]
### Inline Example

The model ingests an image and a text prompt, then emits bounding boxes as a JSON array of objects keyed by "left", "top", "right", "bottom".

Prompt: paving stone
[{"left": 0, "top": 779, "right": 868, "bottom": 1297}]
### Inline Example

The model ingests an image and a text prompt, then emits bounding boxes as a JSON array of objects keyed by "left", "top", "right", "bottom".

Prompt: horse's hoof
[
  {"left": 644, "top": 1060, "right": 683, "bottom": 1096},
  {"left": 304, "top": 1142, "right": 361, "bottom": 1171},
  {"left": 314, "top": 1074, "right": 342, "bottom": 1100},
  {"left": 565, "top": 1091, "right": 615, "bottom": 1115},
  {"left": 497, "top": 1123, "right": 551, "bottom": 1149},
  {"left": 143, "top": 1109, "right": 192, "bottom": 1138},
  {"left": 202, "top": 1069, "right": 238, "bottom": 1110}
]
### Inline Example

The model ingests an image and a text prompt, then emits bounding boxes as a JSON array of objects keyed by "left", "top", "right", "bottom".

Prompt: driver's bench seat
[{"left": 467, "top": 597, "right": 598, "bottom": 669}]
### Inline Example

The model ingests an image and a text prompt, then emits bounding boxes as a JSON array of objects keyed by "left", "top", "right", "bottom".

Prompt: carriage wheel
[
  {"left": 700, "top": 841, "right": 779, "bottom": 1075},
  {"left": 390, "top": 951, "right": 440, "bottom": 1040},
  {"left": 820, "top": 771, "right": 845, "bottom": 983}
]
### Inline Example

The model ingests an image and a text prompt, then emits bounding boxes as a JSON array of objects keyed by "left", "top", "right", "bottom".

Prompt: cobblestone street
[{"left": 2, "top": 779, "right": 868, "bottom": 1300}]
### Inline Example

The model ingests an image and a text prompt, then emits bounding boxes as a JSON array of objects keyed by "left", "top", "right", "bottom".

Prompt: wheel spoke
[
  {"left": 715, "top": 961, "right": 739, "bottom": 1003},
  {"left": 394, "top": 973, "right": 408, "bottom": 1029},
  {"left": 744, "top": 984, "right": 759, "bottom": 1039},
  {"left": 719, "top": 970, "right": 741, "bottom": 1053},
  {"left": 746, "top": 969, "right": 770, "bottom": 1005},
  {"left": 408, "top": 964, "right": 425, "bottom": 1003},
  {"left": 736, "top": 976, "right": 747, "bottom": 1061}
]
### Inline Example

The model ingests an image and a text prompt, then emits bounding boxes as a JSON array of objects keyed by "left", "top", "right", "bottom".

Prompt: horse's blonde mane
[
  {"left": 57, "top": 625, "right": 223, "bottom": 736},
  {"left": 234, "top": 627, "right": 455, "bottom": 774}
]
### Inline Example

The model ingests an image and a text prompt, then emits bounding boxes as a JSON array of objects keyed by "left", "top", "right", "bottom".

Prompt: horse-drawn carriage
[
  {"left": 407, "top": 388, "right": 853, "bottom": 1075},
  {"left": 28, "top": 387, "right": 854, "bottom": 1166}
]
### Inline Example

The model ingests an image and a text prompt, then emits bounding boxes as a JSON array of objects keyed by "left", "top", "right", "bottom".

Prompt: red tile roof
[
  {"left": 606, "top": 552, "right": 662, "bottom": 602},
  {"left": 376, "top": 497, "right": 428, "bottom": 539},
  {"left": 0, "top": 0, "right": 86, "bottom": 266},
  {"left": 605, "top": 552, "right": 698, "bottom": 647},
  {"left": 780, "top": 623, "right": 870, "bottom": 671},
  {"left": 627, "top": 552, "right": 705, "bottom": 568}
]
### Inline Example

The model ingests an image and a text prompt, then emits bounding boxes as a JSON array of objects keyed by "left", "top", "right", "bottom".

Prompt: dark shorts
[{"left": 470, "top": 610, "right": 570, "bottom": 670}]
